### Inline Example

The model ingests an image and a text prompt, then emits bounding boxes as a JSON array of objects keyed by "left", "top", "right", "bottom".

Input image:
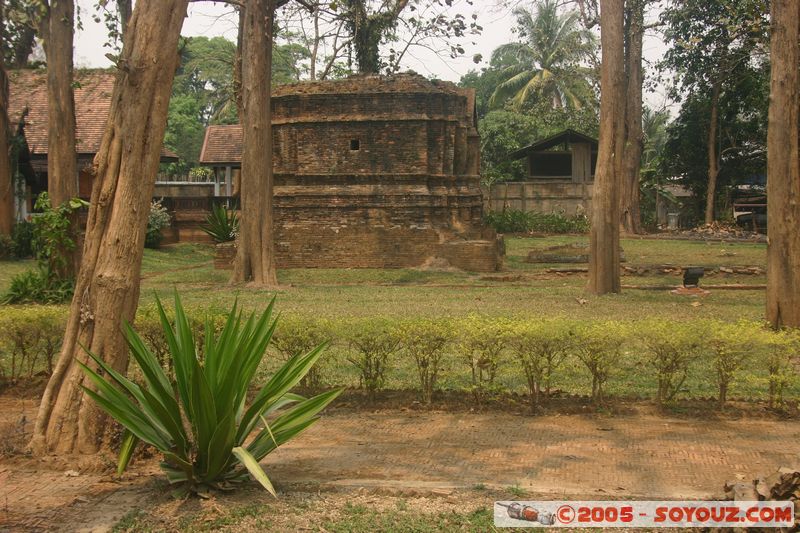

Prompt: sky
[{"left": 72, "top": 0, "right": 673, "bottom": 111}]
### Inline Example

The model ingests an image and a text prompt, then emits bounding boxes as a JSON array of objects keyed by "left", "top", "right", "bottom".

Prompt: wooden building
[
  {"left": 488, "top": 129, "right": 598, "bottom": 215},
  {"left": 7, "top": 68, "right": 177, "bottom": 219}
]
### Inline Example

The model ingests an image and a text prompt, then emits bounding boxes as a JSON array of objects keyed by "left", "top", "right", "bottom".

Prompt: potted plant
[{"left": 201, "top": 203, "right": 239, "bottom": 269}]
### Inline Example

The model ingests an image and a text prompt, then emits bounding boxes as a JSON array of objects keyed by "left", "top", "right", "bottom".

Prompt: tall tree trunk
[
  {"left": 619, "top": 0, "right": 644, "bottom": 235},
  {"left": 589, "top": 0, "right": 624, "bottom": 295},
  {"left": 232, "top": 0, "right": 278, "bottom": 286},
  {"left": 705, "top": 80, "right": 721, "bottom": 225},
  {"left": 43, "top": 0, "right": 79, "bottom": 277},
  {"left": 0, "top": 0, "right": 13, "bottom": 236},
  {"left": 766, "top": 0, "right": 800, "bottom": 329},
  {"left": 30, "top": 0, "right": 188, "bottom": 456}
]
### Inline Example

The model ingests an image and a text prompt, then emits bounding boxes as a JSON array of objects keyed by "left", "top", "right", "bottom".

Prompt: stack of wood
[
  {"left": 722, "top": 467, "right": 800, "bottom": 531},
  {"left": 679, "top": 222, "right": 765, "bottom": 241}
]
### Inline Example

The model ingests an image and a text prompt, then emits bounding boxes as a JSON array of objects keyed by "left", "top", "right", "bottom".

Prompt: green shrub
[
  {"left": 134, "top": 305, "right": 174, "bottom": 378},
  {"left": 81, "top": 293, "right": 341, "bottom": 496},
  {"left": 508, "top": 318, "right": 573, "bottom": 410},
  {"left": 0, "top": 307, "right": 65, "bottom": 382},
  {"left": 134, "top": 304, "right": 229, "bottom": 380},
  {"left": 397, "top": 319, "right": 454, "bottom": 405},
  {"left": 3, "top": 194, "right": 85, "bottom": 304},
  {"left": 456, "top": 316, "right": 509, "bottom": 404},
  {"left": 484, "top": 210, "right": 590, "bottom": 234},
  {"left": 573, "top": 321, "right": 629, "bottom": 405},
  {"left": 31, "top": 192, "right": 87, "bottom": 279},
  {"left": 11, "top": 220, "right": 34, "bottom": 258},
  {"left": 759, "top": 327, "right": 799, "bottom": 409},
  {"left": 201, "top": 203, "right": 239, "bottom": 243},
  {"left": 705, "top": 320, "right": 756, "bottom": 408},
  {"left": 272, "top": 315, "right": 330, "bottom": 390},
  {"left": 0, "top": 234, "right": 13, "bottom": 259},
  {"left": 344, "top": 319, "right": 399, "bottom": 400},
  {"left": 2, "top": 268, "right": 74, "bottom": 304},
  {"left": 638, "top": 320, "right": 703, "bottom": 405},
  {"left": 145, "top": 199, "right": 171, "bottom": 249}
]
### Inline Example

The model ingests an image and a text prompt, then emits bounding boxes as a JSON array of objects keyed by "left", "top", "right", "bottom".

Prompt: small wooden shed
[
  {"left": 488, "top": 130, "right": 598, "bottom": 215},
  {"left": 509, "top": 129, "right": 598, "bottom": 183}
]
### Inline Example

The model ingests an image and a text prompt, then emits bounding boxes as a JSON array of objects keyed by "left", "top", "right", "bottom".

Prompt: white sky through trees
[{"left": 72, "top": 0, "right": 671, "bottom": 111}]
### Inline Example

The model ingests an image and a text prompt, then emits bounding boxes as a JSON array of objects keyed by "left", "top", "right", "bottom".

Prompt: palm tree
[
  {"left": 489, "top": 0, "right": 597, "bottom": 111},
  {"left": 641, "top": 106, "right": 670, "bottom": 176}
]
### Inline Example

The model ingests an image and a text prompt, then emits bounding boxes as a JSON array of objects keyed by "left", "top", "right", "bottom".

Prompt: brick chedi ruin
[{"left": 200, "top": 74, "right": 503, "bottom": 272}]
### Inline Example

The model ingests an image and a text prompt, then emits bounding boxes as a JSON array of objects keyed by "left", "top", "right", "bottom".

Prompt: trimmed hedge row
[
  {"left": 0, "top": 307, "right": 64, "bottom": 382},
  {"left": 2, "top": 305, "right": 798, "bottom": 409},
  {"left": 484, "top": 210, "right": 590, "bottom": 234}
]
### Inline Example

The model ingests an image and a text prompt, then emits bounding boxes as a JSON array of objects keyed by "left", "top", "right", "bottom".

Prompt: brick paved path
[
  {"left": 262, "top": 411, "right": 800, "bottom": 499},
  {"left": 2, "top": 407, "right": 800, "bottom": 531}
]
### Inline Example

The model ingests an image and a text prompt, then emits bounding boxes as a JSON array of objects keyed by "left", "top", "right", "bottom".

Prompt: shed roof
[
  {"left": 199, "top": 124, "right": 242, "bottom": 166},
  {"left": 509, "top": 129, "right": 598, "bottom": 160},
  {"left": 8, "top": 68, "right": 177, "bottom": 161}
]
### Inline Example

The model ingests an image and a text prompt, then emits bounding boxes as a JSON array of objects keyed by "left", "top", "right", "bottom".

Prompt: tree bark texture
[
  {"left": 234, "top": 7, "right": 244, "bottom": 120},
  {"left": 766, "top": 0, "right": 800, "bottom": 328},
  {"left": 118, "top": 0, "right": 132, "bottom": 39},
  {"left": 619, "top": 0, "right": 644, "bottom": 235},
  {"left": 0, "top": 0, "right": 14, "bottom": 236},
  {"left": 43, "top": 0, "right": 79, "bottom": 276},
  {"left": 232, "top": 0, "right": 279, "bottom": 286},
  {"left": 589, "top": 0, "right": 624, "bottom": 295},
  {"left": 30, "top": 0, "right": 188, "bottom": 455},
  {"left": 44, "top": 0, "right": 77, "bottom": 209},
  {"left": 705, "top": 80, "right": 721, "bottom": 224}
]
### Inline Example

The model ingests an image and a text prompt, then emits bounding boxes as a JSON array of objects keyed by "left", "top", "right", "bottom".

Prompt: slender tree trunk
[
  {"left": 766, "top": 0, "right": 800, "bottom": 329},
  {"left": 310, "top": 4, "right": 319, "bottom": 80},
  {"left": 30, "top": 0, "right": 188, "bottom": 456},
  {"left": 620, "top": 0, "right": 644, "bottom": 235},
  {"left": 0, "top": 0, "right": 14, "bottom": 236},
  {"left": 43, "top": 0, "right": 79, "bottom": 276},
  {"left": 10, "top": 25, "right": 36, "bottom": 68},
  {"left": 705, "top": 81, "right": 721, "bottom": 225},
  {"left": 234, "top": 7, "right": 245, "bottom": 120},
  {"left": 346, "top": 0, "right": 409, "bottom": 74},
  {"left": 232, "top": 0, "right": 278, "bottom": 286},
  {"left": 118, "top": 0, "right": 132, "bottom": 38},
  {"left": 589, "top": 0, "right": 624, "bottom": 295}
]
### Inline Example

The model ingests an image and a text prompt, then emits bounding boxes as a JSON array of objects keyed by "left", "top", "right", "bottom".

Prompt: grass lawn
[
  {"left": 131, "top": 236, "right": 784, "bottom": 402},
  {"left": 112, "top": 494, "right": 499, "bottom": 533},
  {"left": 134, "top": 236, "right": 768, "bottom": 323}
]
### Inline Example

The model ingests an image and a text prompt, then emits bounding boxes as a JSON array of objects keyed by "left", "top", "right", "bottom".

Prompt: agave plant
[
  {"left": 79, "top": 293, "right": 341, "bottom": 496},
  {"left": 201, "top": 203, "right": 238, "bottom": 243}
]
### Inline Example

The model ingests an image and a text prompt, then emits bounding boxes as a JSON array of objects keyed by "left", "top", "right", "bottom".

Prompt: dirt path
[
  {"left": 2, "top": 404, "right": 800, "bottom": 531},
  {"left": 260, "top": 411, "right": 800, "bottom": 499}
]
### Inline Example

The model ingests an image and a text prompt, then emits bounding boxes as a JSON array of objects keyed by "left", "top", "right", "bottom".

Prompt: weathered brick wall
[
  {"left": 215, "top": 74, "right": 504, "bottom": 272},
  {"left": 272, "top": 175, "right": 489, "bottom": 269},
  {"left": 275, "top": 121, "right": 430, "bottom": 175}
]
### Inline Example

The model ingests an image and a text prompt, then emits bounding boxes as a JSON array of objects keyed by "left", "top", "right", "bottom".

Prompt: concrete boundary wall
[{"left": 488, "top": 181, "right": 594, "bottom": 215}]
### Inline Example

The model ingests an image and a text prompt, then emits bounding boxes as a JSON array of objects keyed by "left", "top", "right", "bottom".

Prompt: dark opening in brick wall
[{"left": 350, "top": 139, "right": 361, "bottom": 151}]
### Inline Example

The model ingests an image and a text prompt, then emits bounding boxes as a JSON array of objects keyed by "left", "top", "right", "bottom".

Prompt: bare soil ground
[{"left": 2, "top": 393, "right": 799, "bottom": 532}]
